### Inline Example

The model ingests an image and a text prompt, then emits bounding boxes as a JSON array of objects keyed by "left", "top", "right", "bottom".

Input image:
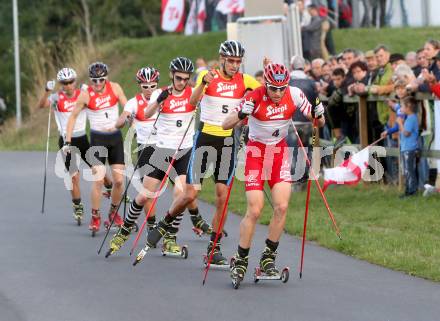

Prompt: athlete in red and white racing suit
[{"left": 223, "top": 63, "right": 325, "bottom": 283}]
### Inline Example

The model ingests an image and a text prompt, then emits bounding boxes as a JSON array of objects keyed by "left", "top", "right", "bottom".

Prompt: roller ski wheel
[
  {"left": 161, "top": 245, "right": 188, "bottom": 259},
  {"left": 253, "top": 267, "right": 290, "bottom": 283},
  {"left": 72, "top": 203, "right": 84, "bottom": 226},
  {"left": 75, "top": 215, "right": 82, "bottom": 226},
  {"left": 229, "top": 258, "right": 243, "bottom": 290},
  {"left": 133, "top": 244, "right": 152, "bottom": 266}
]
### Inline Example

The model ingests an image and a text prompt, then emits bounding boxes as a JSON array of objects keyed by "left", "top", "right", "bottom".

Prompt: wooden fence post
[{"left": 358, "top": 96, "right": 368, "bottom": 148}]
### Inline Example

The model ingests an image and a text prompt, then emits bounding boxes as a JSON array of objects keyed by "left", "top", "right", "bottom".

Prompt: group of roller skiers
[{"left": 40, "top": 40, "right": 325, "bottom": 288}]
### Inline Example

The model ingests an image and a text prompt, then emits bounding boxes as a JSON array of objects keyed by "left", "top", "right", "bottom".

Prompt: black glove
[{"left": 156, "top": 88, "right": 170, "bottom": 104}]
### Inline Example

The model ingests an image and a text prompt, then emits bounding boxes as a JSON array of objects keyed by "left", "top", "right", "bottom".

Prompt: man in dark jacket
[
  {"left": 288, "top": 55, "right": 322, "bottom": 189},
  {"left": 302, "top": 4, "right": 322, "bottom": 60}
]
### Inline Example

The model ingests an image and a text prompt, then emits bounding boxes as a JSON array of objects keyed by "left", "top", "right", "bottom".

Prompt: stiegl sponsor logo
[
  {"left": 95, "top": 95, "right": 112, "bottom": 108},
  {"left": 169, "top": 98, "right": 188, "bottom": 110},
  {"left": 266, "top": 104, "right": 287, "bottom": 117}
]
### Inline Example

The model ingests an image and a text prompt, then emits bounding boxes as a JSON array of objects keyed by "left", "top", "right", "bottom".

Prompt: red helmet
[
  {"left": 136, "top": 67, "right": 160, "bottom": 83},
  {"left": 263, "top": 63, "right": 290, "bottom": 87}
]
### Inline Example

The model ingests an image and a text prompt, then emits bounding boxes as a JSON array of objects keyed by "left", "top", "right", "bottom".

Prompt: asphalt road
[{"left": 1, "top": 151, "right": 439, "bottom": 321}]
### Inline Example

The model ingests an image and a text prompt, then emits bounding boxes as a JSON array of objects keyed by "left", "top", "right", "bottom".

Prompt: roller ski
[
  {"left": 203, "top": 241, "right": 229, "bottom": 269},
  {"left": 133, "top": 220, "right": 169, "bottom": 266},
  {"left": 254, "top": 248, "right": 289, "bottom": 284},
  {"left": 72, "top": 203, "right": 84, "bottom": 226},
  {"left": 103, "top": 208, "right": 123, "bottom": 230},
  {"left": 191, "top": 214, "right": 213, "bottom": 237},
  {"left": 89, "top": 212, "right": 101, "bottom": 237},
  {"left": 105, "top": 225, "right": 130, "bottom": 258},
  {"left": 230, "top": 254, "right": 248, "bottom": 290},
  {"left": 161, "top": 233, "right": 188, "bottom": 259}
]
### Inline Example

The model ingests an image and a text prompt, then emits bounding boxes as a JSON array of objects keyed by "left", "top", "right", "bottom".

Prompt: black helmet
[
  {"left": 169, "top": 57, "right": 194, "bottom": 74},
  {"left": 88, "top": 62, "right": 108, "bottom": 78},
  {"left": 219, "top": 40, "right": 245, "bottom": 57}
]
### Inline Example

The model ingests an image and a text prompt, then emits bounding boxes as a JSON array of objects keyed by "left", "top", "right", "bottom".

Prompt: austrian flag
[{"left": 323, "top": 147, "right": 370, "bottom": 191}]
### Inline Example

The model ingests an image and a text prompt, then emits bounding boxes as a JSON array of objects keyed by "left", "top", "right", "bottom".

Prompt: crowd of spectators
[{"left": 279, "top": 38, "right": 440, "bottom": 196}]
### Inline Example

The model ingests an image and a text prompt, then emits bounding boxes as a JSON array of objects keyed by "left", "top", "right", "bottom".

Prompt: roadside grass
[
  {"left": 2, "top": 28, "right": 440, "bottom": 281},
  {"left": 332, "top": 26, "right": 440, "bottom": 53},
  {"left": 198, "top": 179, "right": 440, "bottom": 281}
]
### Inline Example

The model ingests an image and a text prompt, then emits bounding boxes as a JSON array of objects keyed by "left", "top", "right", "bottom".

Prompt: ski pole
[
  {"left": 97, "top": 109, "right": 163, "bottom": 254},
  {"left": 41, "top": 107, "right": 52, "bottom": 214},
  {"left": 299, "top": 118, "right": 319, "bottom": 278},
  {"left": 130, "top": 113, "right": 196, "bottom": 256},
  {"left": 291, "top": 120, "right": 341, "bottom": 239},
  {"left": 202, "top": 176, "right": 235, "bottom": 285},
  {"left": 202, "top": 129, "right": 246, "bottom": 285}
]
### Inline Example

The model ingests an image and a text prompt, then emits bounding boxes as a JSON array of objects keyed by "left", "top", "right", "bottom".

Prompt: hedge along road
[{"left": 0, "top": 151, "right": 439, "bottom": 321}]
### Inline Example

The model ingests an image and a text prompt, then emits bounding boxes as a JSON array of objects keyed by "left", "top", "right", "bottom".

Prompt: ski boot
[
  {"left": 105, "top": 225, "right": 131, "bottom": 258},
  {"left": 254, "top": 247, "right": 289, "bottom": 284},
  {"left": 191, "top": 214, "right": 213, "bottom": 237},
  {"left": 161, "top": 233, "right": 188, "bottom": 259},
  {"left": 203, "top": 241, "right": 229, "bottom": 269},
  {"left": 72, "top": 203, "right": 84, "bottom": 226},
  {"left": 230, "top": 253, "right": 249, "bottom": 290},
  {"left": 104, "top": 208, "right": 123, "bottom": 230},
  {"left": 89, "top": 212, "right": 101, "bottom": 237},
  {"left": 145, "top": 219, "right": 157, "bottom": 248},
  {"left": 133, "top": 220, "right": 170, "bottom": 266}
]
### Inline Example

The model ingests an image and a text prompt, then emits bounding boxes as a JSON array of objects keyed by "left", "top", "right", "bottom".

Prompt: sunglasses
[
  {"left": 91, "top": 77, "right": 106, "bottom": 84},
  {"left": 141, "top": 84, "right": 157, "bottom": 90},
  {"left": 60, "top": 80, "right": 75, "bottom": 85},
  {"left": 225, "top": 57, "right": 242, "bottom": 65},
  {"left": 175, "top": 75, "right": 190, "bottom": 82},
  {"left": 267, "top": 84, "right": 288, "bottom": 92}
]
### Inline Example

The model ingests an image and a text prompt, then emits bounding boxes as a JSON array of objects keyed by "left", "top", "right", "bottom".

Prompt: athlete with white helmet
[
  {"left": 38, "top": 67, "right": 102, "bottom": 225},
  {"left": 114, "top": 66, "right": 160, "bottom": 232},
  {"left": 223, "top": 63, "right": 325, "bottom": 288},
  {"left": 65, "top": 62, "right": 128, "bottom": 236}
]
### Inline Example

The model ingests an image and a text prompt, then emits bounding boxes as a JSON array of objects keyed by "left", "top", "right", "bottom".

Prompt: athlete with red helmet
[
  {"left": 114, "top": 67, "right": 160, "bottom": 231},
  {"left": 223, "top": 63, "right": 325, "bottom": 287}
]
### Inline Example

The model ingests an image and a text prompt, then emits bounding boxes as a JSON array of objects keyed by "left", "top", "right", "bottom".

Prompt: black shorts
[
  {"left": 58, "top": 134, "right": 91, "bottom": 173},
  {"left": 137, "top": 143, "right": 156, "bottom": 178},
  {"left": 89, "top": 130, "right": 125, "bottom": 166},
  {"left": 186, "top": 130, "right": 236, "bottom": 185},
  {"left": 146, "top": 147, "right": 191, "bottom": 182}
]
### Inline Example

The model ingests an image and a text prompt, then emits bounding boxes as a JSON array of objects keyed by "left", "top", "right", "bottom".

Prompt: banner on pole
[{"left": 161, "top": 0, "right": 185, "bottom": 32}]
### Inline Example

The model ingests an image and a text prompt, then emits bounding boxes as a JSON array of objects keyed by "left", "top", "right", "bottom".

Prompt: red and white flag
[
  {"left": 185, "top": 0, "right": 206, "bottom": 35},
  {"left": 216, "top": 0, "right": 245, "bottom": 15},
  {"left": 161, "top": 0, "right": 185, "bottom": 33},
  {"left": 323, "top": 147, "right": 370, "bottom": 191}
]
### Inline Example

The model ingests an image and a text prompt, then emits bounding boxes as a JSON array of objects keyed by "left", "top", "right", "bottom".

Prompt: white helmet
[{"left": 57, "top": 68, "right": 77, "bottom": 82}]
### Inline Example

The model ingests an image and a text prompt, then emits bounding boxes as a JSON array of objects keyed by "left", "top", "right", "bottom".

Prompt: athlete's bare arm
[
  {"left": 189, "top": 70, "right": 215, "bottom": 106},
  {"left": 111, "top": 82, "right": 128, "bottom": 107},
  {"left": 38, "top": 91, "right": 51, "bottom": 109},
  {"left": 65, "top": 91, "right": 88, "bottom": 142},
  {"left": 115, "top": 111, "right": 132, "bottom": 129},
  {"left": 222, "top": 111, "right": 241, "bottom": 130},
  {"left": 144, "top": 99, "right": 160, "bottom": 119}
]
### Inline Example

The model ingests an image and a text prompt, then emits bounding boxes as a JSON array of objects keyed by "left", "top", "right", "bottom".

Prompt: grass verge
[{"left": 198, "top": 179, "right": 440, "bottom": 281}]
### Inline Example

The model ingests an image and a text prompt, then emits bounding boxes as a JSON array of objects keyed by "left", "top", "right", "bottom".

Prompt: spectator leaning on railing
[{"left": 369, "top": 45, "right": 394, "bottom": 125}]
